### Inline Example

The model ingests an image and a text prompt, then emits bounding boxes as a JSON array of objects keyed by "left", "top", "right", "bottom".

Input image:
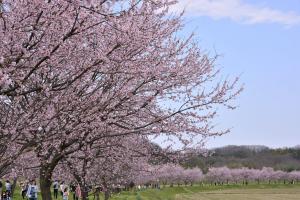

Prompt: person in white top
[
  {"left": 60, "top": 182, "right": 65, "bottom": 198},
  {"left": 26, "top": 180, "right": 38, "bottom": 200},
  {"left": 5, "top": 181, "right": 11, "bottom": 193}
]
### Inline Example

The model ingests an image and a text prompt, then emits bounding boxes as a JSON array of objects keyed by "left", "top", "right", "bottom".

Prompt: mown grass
[
  {"left": 175, "top": 188, "right": 300, "bottom": 200},
  {"left": 110, "top": 183, "right": 300, "bottom": 200},
  {"left": 10, "top": 183, "right": 300, "bottom": 200}
]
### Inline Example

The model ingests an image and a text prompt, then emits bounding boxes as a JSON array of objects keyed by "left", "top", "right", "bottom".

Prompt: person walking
[
  {"left": 53, "top": 180, "right": 59, "bottom": 199},
  {"left": 20, "top": 181, "right": 29, "bottom": 199},
  {"left": 26, "top": 180, "right": 38, "bottom": 200},
  {"left": 5, "top": 181, "right": 11, "bottom": 194},
  {"left": 59, "top": 182, "right": 65, "bottom": 198},
  {"left": 4, "top": 180, "right": 11, "bottom": 200},
  {"left": 62, "top": 187, "right": 69, "bottom": 200},
  {"left": 75, "top": 185, "right": 81, "bottom": 200}
]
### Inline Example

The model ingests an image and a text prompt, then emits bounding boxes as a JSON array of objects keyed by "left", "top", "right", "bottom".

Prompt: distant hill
[
  {"left": 293, "top": 145, "right": 300, "bottom": 149},
  {"left": 212, "top": 145, "right": 269, "bottom": 153},
  {"left": 183, "top": 145, "right": 300, "bottom": 173}
]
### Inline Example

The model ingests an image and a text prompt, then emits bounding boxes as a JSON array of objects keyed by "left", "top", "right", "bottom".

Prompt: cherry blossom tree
[
  {"left": 154, "top": 164, "right": 203, "bottom": 187},
  {"left": 0, "top": 87, "right": 29, "bottom": 177},
  {"left": 272, "top": 170, "right": 287, "bottom": 184},
  {"left": 182, "top": 167, "right": 203, "bottom": 186},
  {"left": 205, "top": 167, "right": 233, "bottom": 185},
  {"left": 288, "top": 171, "right": 300, "bottom": 184},
  {"left": 62, "top": 135, "right": 155, "bottom": 200},
  {"left": 156, "top": 164, "right": 182, "bottom": 186},
  {"left": 250, "top": 169, "right": 262, "bottom": 184},
  {"left": 203, "top": 167, "right": 300, "bottom": 185},
  {"left": 0, "top": 1, "right": 241, "bottom": 200}
]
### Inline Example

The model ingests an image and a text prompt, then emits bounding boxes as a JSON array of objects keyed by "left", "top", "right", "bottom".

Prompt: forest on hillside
[{"left": 184, "top": 146, "right": 300, "bottom": 173}]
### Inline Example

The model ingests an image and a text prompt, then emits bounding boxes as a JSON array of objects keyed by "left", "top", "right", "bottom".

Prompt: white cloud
[{"left": 172, "top": 0, "right": 300, "bottom": 26}]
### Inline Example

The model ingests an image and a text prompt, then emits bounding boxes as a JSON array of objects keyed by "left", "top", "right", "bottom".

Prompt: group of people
[
  {"left": 0, "top": 179, "right": 38, "bottom": 200},
  {"left": 1, "top": 179, "right": 65, "bottom": 200},
  {"left": 53, "top": 180, "right": 82, "bottom": 200},
  {"left": 19, "top": 180, "right": 38, "bottom": 200},
  {"left": 26, "top": 180, "right": 38, "bottom": 200},
  {"left": 0, "top": 179, "right": 88, "bottom": 200},
  {"left": 0, "top": 180, "right": 12, "bottom": 200}
]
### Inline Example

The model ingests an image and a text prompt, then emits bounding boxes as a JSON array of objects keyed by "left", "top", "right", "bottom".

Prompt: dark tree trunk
[
  {"left": 104, "top": 191, "right": 110, "bottom": 200},
  {"left": 11, "top": 177, "right": 18, "bottom": 197},
  {"left": 95, "top": 190, "right": 100, "bottom": 200},
  {"left": 40, "top": 167, "right": 53, "bottom": 200},
  {"left": 40, "top": 161, "right": 58, "bottom": 200}
]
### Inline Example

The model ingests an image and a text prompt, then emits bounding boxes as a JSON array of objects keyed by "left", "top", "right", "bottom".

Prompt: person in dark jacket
[{"left": 53, "top": 180, "right": 59, "bottom": 199}]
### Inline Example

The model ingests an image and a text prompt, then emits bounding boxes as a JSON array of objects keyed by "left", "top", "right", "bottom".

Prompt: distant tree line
[
  {"left": 134, "top": 164, "right": 300, "bottom": 187},
  {"left": 183, "top": 145, "right": 300, "bottom": 172}
]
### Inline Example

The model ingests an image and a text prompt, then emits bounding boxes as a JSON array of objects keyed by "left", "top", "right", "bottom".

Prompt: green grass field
[
  {"left": 11, "top": 183, "right": 300, "bottom": 200},
  {"left": 110, "top": 184, "right": 300, "bottom": 200}
]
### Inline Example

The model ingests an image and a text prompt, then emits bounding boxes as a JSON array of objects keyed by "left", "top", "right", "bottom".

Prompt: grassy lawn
[
  {"left": 10, "top": 183, "right": 300, "bottom": 200},
  {"left": 111, "top": 184, "right": 300, "bottom": 200},
  {"left": 175, "top": 188, "right": 300, "bottom": 200}
]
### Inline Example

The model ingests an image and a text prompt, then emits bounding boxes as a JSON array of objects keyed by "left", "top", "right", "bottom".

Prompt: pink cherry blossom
[{"left": 0, "top": 1, "right": 242, "bottom": 200}]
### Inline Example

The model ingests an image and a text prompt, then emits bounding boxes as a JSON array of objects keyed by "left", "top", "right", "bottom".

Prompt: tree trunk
[
  {"left": 104, "top": 191, "right": 110, "bottom": 200},
  {"left": 40, "top": 169, "right": 53, "bottom": 200},
  {"left": 40, "top": 163, "right": 56, "bottom": 200},
  {"left": 11, "top": 177, "right": 18, "bottom": 196},
  {"left": 39, "top": 153, "right": 64, "bottom": 200},
  {"left": 95, "top": 190, "right": 100, "bottom": 200}
]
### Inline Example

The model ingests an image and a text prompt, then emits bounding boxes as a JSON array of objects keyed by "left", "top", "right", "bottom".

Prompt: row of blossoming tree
[
  {"left": 133, "top": 165, "right": 300, "bottom": 187},
  {"left": 0, "top": 0, "right": 242, "bottom": 200}
]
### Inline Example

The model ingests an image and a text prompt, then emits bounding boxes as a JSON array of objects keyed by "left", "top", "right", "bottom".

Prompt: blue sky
[{"left": 174, "top": 0, "right": 300, "bottom": 148}]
